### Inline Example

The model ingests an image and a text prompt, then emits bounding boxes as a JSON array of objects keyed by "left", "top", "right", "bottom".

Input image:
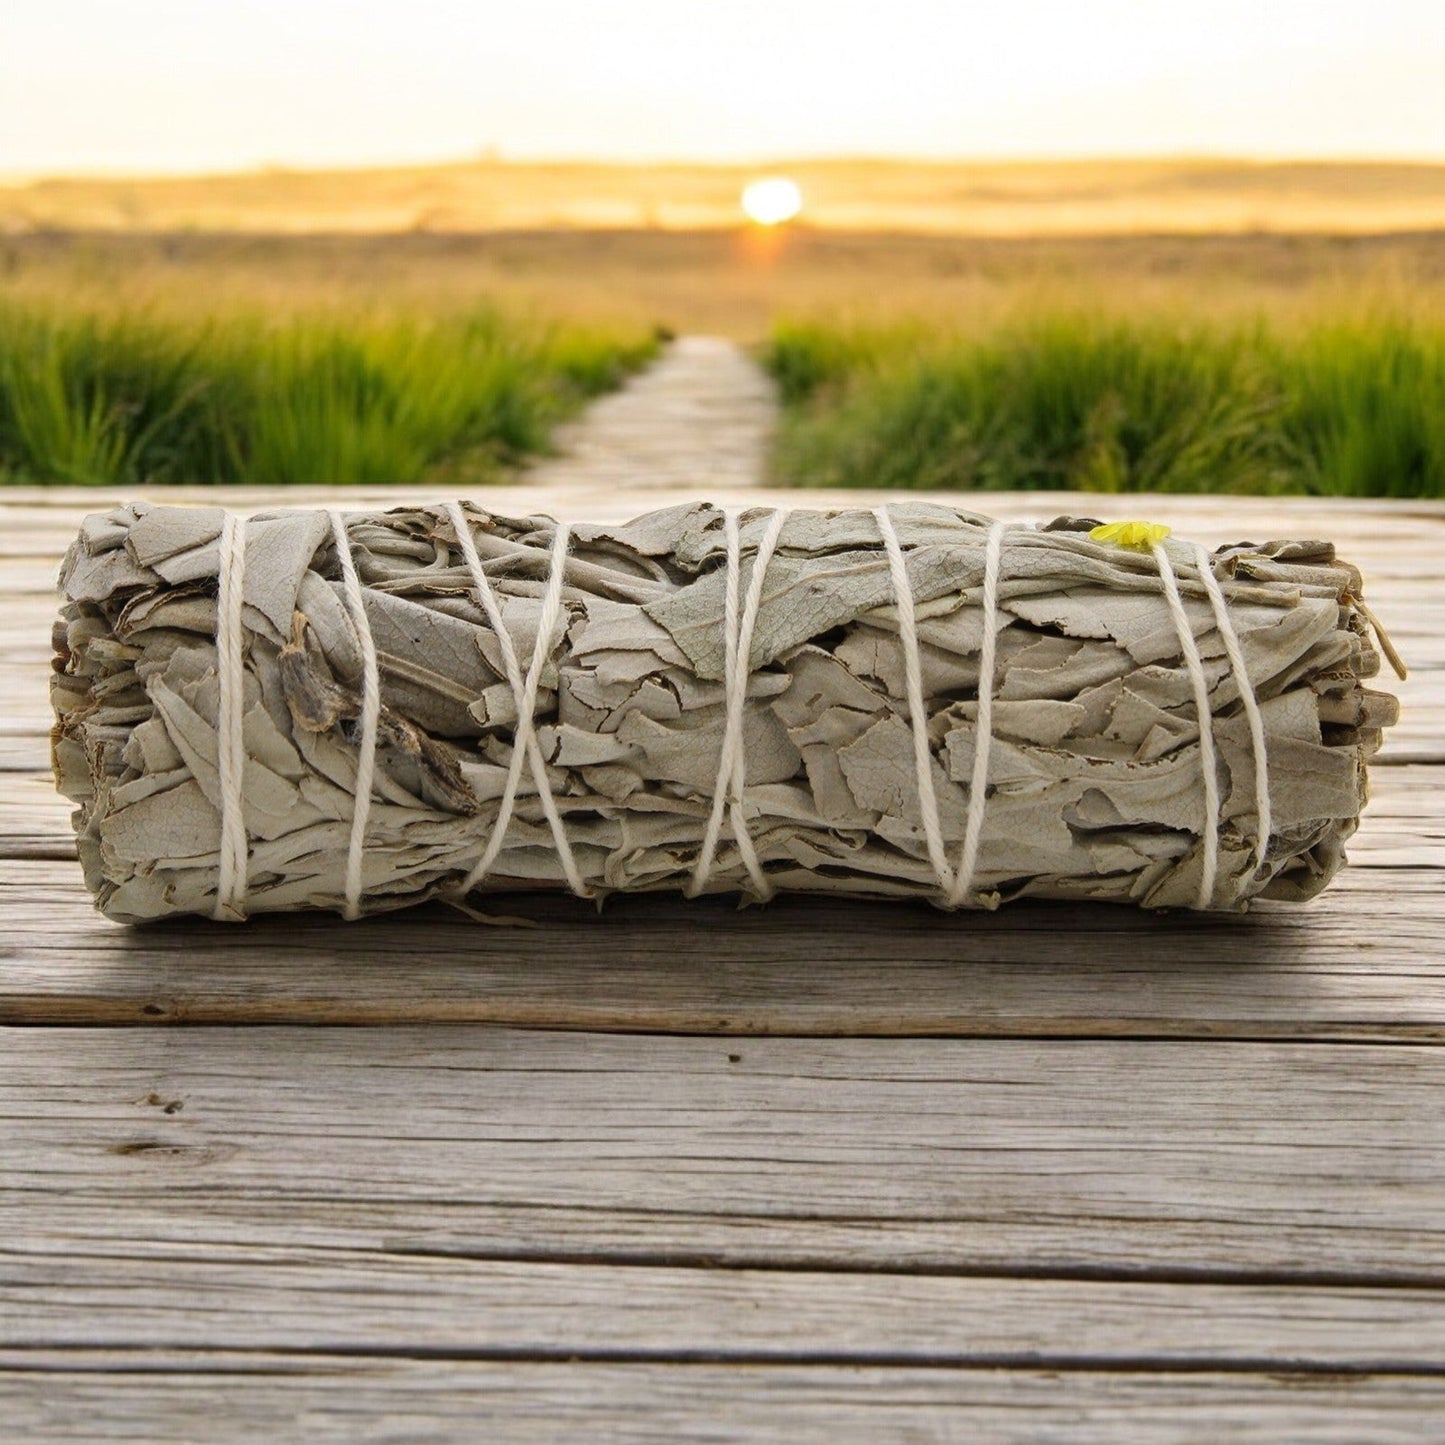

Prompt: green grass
[
  {"left": 763, "top": 313, "right": 1445, "bottom": 497},
  {"left": 0, "top": 302, "right": 659, "bottom": 486}
]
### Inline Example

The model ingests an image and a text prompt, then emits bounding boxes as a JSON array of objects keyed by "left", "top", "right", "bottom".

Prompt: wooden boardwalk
[{"left": 3, "top": 347, "right": 1445, "bottom": 1436}]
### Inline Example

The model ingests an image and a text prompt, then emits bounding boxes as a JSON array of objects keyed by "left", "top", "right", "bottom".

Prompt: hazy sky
[{"left": 3, "top": 0, "right": 1443, "bottom": 175}]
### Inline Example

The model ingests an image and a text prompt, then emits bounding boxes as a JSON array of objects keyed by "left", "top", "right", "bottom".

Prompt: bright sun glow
[{"left": 741, "top": 177, "right": 803, "bottom": 226}]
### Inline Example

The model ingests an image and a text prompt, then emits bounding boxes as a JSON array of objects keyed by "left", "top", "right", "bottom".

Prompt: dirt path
[{"left": 524, "top": 335, "right": 777, "bottom": 496}]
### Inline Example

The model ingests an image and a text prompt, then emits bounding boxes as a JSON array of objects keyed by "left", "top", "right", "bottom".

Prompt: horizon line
[{"left": 6, "top": 150, "right": 1445, "bottom": 188}]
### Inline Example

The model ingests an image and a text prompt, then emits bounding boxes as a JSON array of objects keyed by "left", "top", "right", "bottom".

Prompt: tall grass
[
  {"left": 764, "top": 313, "right": 1445, "bottom": 497},
  {"left": 0, "top": 302, "right": 658, "bottom": 486}
]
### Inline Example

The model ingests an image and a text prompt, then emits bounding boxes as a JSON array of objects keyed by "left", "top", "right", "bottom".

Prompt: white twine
[
  {"left": 950, "top": 519, "right": 1008, "bottom": 907},
  {"left": 208, "top": 505, "right": 1271, "bottom": 920},
  {"left": 327, "top": 509, "right": 381, "bottom": 920},
  {"left": 213, "top": 512, "right": 249, "bottom": 921},
  {"left": 1190, "top": 540, "right": 1273, "bottom": 888},
  {"left": 689, "top": 506, "right": 790, "bottom": 900},
  {"left": 873, "top": 508, "right": 1008, "bottom": 908},
  {"left": 873, "top": 504, "right": 956, "bottom": 897},
  {"left": 1152, "top": 540, "right": 1221, "bottom": 910},
  {"left": 445, "top": 502, "right": 590, "bottom": 900}
]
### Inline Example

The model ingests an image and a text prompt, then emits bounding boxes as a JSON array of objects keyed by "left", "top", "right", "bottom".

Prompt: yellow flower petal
[{"left": 1089, "top": 520, "right": 1172, "bottom": 552}]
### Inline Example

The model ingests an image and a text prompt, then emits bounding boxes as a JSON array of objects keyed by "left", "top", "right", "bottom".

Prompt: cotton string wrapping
[
  {"left": 56, "top": 499, "right": 1391, "bottom": 923},
  {"left": 1190, "top": 541, "right": 1273, "bottom": 887},
  {"left": 686, "top": 507, "right": 745, "bottom": 896},
  {"left": 209, "top": 507, "right": 1274, "bottom": 920},
  {"left": 949, "top": 519, "right": 1008, "bottom": 907},
  {"left": 872, "top": 509, "right": 1008, "bottom": 908},
  {"left": 689, "top": 507, "right": 791, "bottom": 899},
  {"left": 444, "top": 503, "right": 590, "bottom": 900},
  {"left": 873, "top": 505, "right": 956, "bottom": 897},
  {"left": 1152, "top": 540, "right": 1222, "bottom": 910},
  {"left": 213, "top": 512, "right": 249, "bottom": 921},
  {"left": 327, "top": 509, "right": 381, "bottom": 920}
]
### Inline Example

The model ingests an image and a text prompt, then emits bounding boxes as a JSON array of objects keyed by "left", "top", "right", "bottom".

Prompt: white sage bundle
[{"left": 51, "top": 500, "right": 1400, "bottom": 924}]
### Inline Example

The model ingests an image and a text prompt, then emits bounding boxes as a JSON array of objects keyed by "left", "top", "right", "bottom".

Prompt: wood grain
[
  {"left": 4, "top": 484, "right": 1444, "bottom": 1437},
  {"left": 1, "top": 860, "right": 1443, "bottom": 1038},
  {"left": 6, "top": 1242, "right": 1445, "bottom": 1367},
  {"left": 4, "top": 1360, "right": 1444, "bottom": 1444},
  {"left": 5, "top": 1025, "right": 1445, "bottom": 1281}
]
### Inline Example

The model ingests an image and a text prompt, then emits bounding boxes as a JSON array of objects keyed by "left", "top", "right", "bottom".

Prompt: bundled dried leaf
[{"left": 51, "top": 500, "right": 1400, "bottom": 922}]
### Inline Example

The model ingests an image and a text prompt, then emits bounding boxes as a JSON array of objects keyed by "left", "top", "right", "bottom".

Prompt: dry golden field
[
  {"left": 6, "top": 227, "right": 1445, "bottom": 339},
  {"left": 6, "top": 157, "right": 1445, "bottom": 237},
  {"left": 7, "top": 157, "right": 1445, "bottom": 337}
]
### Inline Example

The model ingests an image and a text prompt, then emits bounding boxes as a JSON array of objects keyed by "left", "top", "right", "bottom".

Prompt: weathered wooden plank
[
  {"left": 6, "top": 1187, "right": 1444, "bottom": 1289},
  {"left": 6, "top": 483, "right": 1444, "bottom": 522},
  {"left": 6, "top": 475, "right": 1440, "bottom": 1037},
  {"left": 0, "top": 743, "right": 46, "bottom": 774},
  {"left": 1, "top": 859, "right": 1443, "bottom": 1038},
  {"left": 3, "top": 1359, "right": 1444, "bottom": 1445},
  {"left": 4, "top": 1239, "right": 1445, "bottom": 1368},
  {"left": 3, "top": 1027, "right": 1444, "bottom": 1280}
]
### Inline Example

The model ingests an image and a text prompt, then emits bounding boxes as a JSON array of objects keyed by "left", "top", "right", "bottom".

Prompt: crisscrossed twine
[{"left": 210, "top": 505, "right": 1271, "bottom": 918}]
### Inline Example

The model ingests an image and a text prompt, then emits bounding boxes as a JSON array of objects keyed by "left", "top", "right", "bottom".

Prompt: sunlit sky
[{"left": 3, "top": 0, "right": 1443, "bottom": 177}]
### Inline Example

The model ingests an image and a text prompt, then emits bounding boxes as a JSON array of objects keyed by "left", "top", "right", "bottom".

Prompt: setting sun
[{"left": 741, "top": 177, "right": 803, "bottom": 227}]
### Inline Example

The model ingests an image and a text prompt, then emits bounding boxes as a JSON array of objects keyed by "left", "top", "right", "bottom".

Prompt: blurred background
[{"left": 2, "top": 0, "right": 1443, "bottom": 494}]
